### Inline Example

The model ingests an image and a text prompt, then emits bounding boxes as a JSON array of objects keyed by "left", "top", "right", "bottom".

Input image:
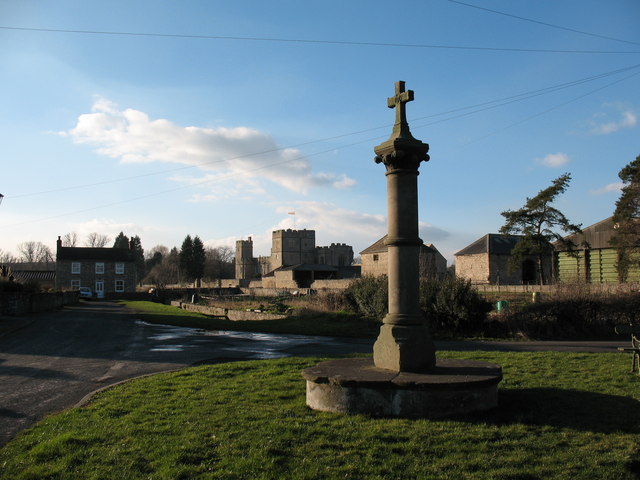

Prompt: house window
[
  {"left": 115, "top": 280, "right": 125, "bottom": 292},
  {"left": 71, "top": 280, "right": 80, "bottom": 289},
  {"left": 115, "top": 263, "right": 125, "bottom": 274},
  {"left": 373, "top": 254, "right": 379, "bottom": 262},
  {"left": 72, "top": 262, "right": 81, "bottom": 274},
  {"left": 96, "top": 262, "right": 105, "bottom": 274}
]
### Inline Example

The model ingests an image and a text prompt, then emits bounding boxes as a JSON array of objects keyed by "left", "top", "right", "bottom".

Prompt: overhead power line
[
  {"left": 447, "top": 0, "right": 640, "bottom": 47},
  {"left": 6, "top": 62, "right": 640, "bottom": 201},
  {"left": 0, "top": 25, "right": 639, "bottom": 54},
  {"left": 2, "top": 62, "right": 638, "bottom": 229}
]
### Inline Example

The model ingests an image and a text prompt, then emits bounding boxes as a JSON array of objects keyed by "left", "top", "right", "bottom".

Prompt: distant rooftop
[{"left": 455, "top": 234, "right": 523, "bottom": 256}]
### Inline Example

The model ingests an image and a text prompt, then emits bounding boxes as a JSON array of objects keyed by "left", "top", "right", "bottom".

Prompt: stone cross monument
[
  {"left": 301, "top": 81, "right": 502, "bottom": 418},
  {"left": 373, "top": 81, "right": 436, "bottom": 373}
]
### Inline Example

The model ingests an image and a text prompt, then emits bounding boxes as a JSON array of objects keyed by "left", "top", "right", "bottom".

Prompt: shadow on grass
[{"left": 476, "top": 387, "right": 640, "bottom": 434}]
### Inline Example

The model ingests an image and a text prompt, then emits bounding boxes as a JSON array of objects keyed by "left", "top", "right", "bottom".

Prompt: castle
[{"left": 235, "top": 229, "right": 356, "bottom": 288}]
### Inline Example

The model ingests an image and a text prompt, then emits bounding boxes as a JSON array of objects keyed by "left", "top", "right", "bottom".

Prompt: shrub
[
  {"left": 420, "top": 276, "right": 493, "bottom": 334},
  {"left": 343, "top": 275, "right": 388, "bottom": 321},
  {"left": 344, "top": 275, "right": 493, "bottom": 334},
  {"left": 501, "top": 289, "right": 640, "bottom": 339}
]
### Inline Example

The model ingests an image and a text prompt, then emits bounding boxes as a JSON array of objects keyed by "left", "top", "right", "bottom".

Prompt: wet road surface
[
  {"left": 0, "top": 301, "right": 371, "bottom": 446},
  {"left": 0, "top": 301, "right": 627, "bottom": 446}
]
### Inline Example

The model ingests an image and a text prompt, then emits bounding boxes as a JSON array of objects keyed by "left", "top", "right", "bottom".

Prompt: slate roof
[
  {"left": 1, "top": 263, "right": 56, "bottom": 282},
  {"left": 56, "top": 247, "right": 135, "bottom": 262},
  {"left": 360, "top": 235, "right": 440, "bottom": 255},
  {"left": 554, "top": 216, "right": 616, "bottom": 251},
  {"left": 12, "top": 270, "right": 56, "bottom": 281},
  {"left": 454, "top": 234, "right": 523, "bottom": 256}
]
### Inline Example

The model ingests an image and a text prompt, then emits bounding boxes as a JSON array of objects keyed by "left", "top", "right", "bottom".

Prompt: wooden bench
[{"left": 615, "top": 324, "right": 640, "bottom": 374}]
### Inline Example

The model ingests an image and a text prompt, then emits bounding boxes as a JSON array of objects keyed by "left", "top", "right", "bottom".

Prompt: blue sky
[{"left": 1, "top": 0, "right": 638, "bottom": 263}]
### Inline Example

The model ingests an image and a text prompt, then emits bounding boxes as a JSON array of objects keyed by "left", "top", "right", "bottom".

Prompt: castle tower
[
  {"left": 235, "top": 237, "right": 255, "bottom": 280},
  {"left": 270, "top": 229, "right": 316, "bottom": 269}
]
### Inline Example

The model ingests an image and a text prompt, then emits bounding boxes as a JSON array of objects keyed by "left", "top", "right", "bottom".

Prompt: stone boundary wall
[
  {"left": 471, "top": 284, "right": 554, "bottom": 293},
  {"left": 241, "top": 287, "right": 314, "bottom": 297},
  {"left": 471, "top": 283, "right": 640, "bottom": 294},
  {"left": 170, "top": 301, "right": 288, "bottom": 321},
  {"left": 312, "top": 279, "right": 354, "bottom": 290},
  {"left": 0, "top": 291, "right": 79, "bottom": 316}
]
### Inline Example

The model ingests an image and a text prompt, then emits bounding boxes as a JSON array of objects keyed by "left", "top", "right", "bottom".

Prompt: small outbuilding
[
  {"left": 554, "top": 216, "right": 640, "bottom": 283},
  {"left": 360, "top": 235, "right": 447, "bottom": 279},
  {"left": 455, "top": 233, "right": 551, "bottom": 285}
]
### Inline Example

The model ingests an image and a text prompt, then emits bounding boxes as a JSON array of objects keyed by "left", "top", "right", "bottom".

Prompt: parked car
[{"left": 78, "top": 287, "right": 92, "bottom": 299}]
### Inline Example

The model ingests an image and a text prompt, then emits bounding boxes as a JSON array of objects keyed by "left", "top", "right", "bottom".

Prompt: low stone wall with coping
[{"left": 170, "top": 301, "right": 288, "bottom": 321}]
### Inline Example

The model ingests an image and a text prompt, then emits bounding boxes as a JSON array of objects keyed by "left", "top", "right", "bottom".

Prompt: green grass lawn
[
  {"left": 1, "top": 351, "right": 638, "bottom": 479},
  {"left": 119, "top": 300, "right": 380, "bottom": 338}
]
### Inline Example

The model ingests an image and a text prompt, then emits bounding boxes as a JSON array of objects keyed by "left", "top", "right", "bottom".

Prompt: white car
[{"left": 78, "top": 287, "right": 92, "bottom": 299}]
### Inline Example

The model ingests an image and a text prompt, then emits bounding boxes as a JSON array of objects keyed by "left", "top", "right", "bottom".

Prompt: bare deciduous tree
[
  {"left": 84, "top": 232, "right": 110, "bottom": 248},
  {"left": 62, "top": 232, "right": 79, "bottom": 247},
  {"left": 146, "top": 245, "right": 169, "bottom": 260},
  {"left": 204, "top": 246, "right": 235, "bottom": 280},
  {"left": 143, "top": 247, "right": 180, "bottom": 288},
  {"left": 17, "top": 241, "right": 54, "bottom": 264},
  {"left": 0, "top": 249, "right": 17, "bottom": 263}
]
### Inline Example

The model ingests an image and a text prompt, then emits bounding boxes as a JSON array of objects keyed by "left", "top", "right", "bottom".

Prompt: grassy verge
[
  {"left": 119, "top": 300, "right": 380, "bottom": 338},
  {"left": 1, "top": 351, "right": 638, "bottom": 479}
]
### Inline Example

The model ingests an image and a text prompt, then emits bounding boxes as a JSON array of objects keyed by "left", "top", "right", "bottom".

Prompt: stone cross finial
[{"left": 387, "top": 81, "right": 414, "bottom": 134}]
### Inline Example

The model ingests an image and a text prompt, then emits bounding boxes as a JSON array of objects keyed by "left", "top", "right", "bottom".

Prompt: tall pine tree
[
  {"left": 191, "top": 236, "right": 206, "bottom": 282},
  {"left": 179, "top": 235, "right": 205, "bottom": 284},
  {"left": 129, "top": 235, "right": 145, "bottom": 284},
  {"left": 179, "top": 235, "right": 194, "bottom": 282},
  {"left": 113, "top": 232, "right": 129, "bottom": 249},
  {"left": 500, "top": 173, "right": 582, "bottom": 285},
  {"left": 611, "top": 154, "right": 640, "bottom": 282}
]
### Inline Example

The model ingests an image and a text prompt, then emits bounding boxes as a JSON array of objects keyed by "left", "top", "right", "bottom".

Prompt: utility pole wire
[
  {"left": 447, "top": 0, "right": 640, "bottom": 47},
  {"left": 0, "top": 25, "right": 638, "bottom": 54},
  {"left": 5, "top": 63, "right": 640, "bottom": 201}
]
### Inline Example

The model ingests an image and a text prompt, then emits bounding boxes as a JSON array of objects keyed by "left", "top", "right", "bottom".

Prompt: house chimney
[{"left": 57, "top": 236, "right": 62, "bottom": 251}]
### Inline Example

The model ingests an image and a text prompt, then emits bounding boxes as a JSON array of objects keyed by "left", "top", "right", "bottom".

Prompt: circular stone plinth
[{"left": 301, "top": 357, "right": 502, "bottom": 418}]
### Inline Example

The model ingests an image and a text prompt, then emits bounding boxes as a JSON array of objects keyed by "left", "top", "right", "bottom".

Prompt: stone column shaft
[{"left": 372, "top": 81, "right": 436, "bottom": 373}]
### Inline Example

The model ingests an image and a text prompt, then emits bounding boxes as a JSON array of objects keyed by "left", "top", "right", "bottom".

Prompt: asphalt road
[
  {"left": 0, "top": 301, "right": 628, "bottom": 447},
  {"left": 0, "top": 301, "right": 372, "bottom": 446}
]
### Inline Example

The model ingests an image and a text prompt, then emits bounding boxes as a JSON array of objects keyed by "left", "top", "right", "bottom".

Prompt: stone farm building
[
  {"left": 0, "top": 262, "right": 56, "bottom": 290},
  {"left": 360, "top": 235, "right": 447, "bottom": 279},
  {"left": 55, "top": 236, "right": 137, "bottom": 297},
  {"left": 555, "top": 216, "right": 640, "bottom": 283},
  {"left": 235, "top": 229, "right": 358, "bottom": 289},
  {"left": 455, "top": 233, "right": 552, "bottom": 285}
]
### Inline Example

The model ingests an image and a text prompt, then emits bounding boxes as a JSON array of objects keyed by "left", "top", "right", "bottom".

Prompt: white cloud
[
  {"left": 535, "top": 153, "right": 570, "bottom": 168},
  {"left": 589, "top": 105, "right": 637, "bottom": 135},
  {"left": 64, "top": 98, "right": 355, "bottom": 195},
  {"left": 590, "top": 182, "right": 623, "bottom": 195}
]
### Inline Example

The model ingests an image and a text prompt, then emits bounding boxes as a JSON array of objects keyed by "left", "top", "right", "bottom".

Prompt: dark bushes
[
  {"left": 344, "top": 275, "right": 492, "bottom": 335},
  {"left": 420, "top": 276, "right": 493, "bottom": 334},
  {"left": 343, "top": 275, "right": 388, "bottom": 321},
  {"left": 501, "top": 290, "right": 640, "bottom": 339}
]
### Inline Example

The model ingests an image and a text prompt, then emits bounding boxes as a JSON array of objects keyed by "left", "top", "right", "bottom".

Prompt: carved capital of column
[{"left": 374, "top": 140, "right": 429, "bottom": 174}]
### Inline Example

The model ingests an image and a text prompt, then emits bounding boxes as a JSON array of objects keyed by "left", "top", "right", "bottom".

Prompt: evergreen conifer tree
[
  {"left": 113, "top": 232, "right": 129, "bottom": 249},
  {"left": 500, "top": 173, "right": 582, "bottom": 285},
  {"left": 611, "top": 155, "right": 640, "bottom": 282}
]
